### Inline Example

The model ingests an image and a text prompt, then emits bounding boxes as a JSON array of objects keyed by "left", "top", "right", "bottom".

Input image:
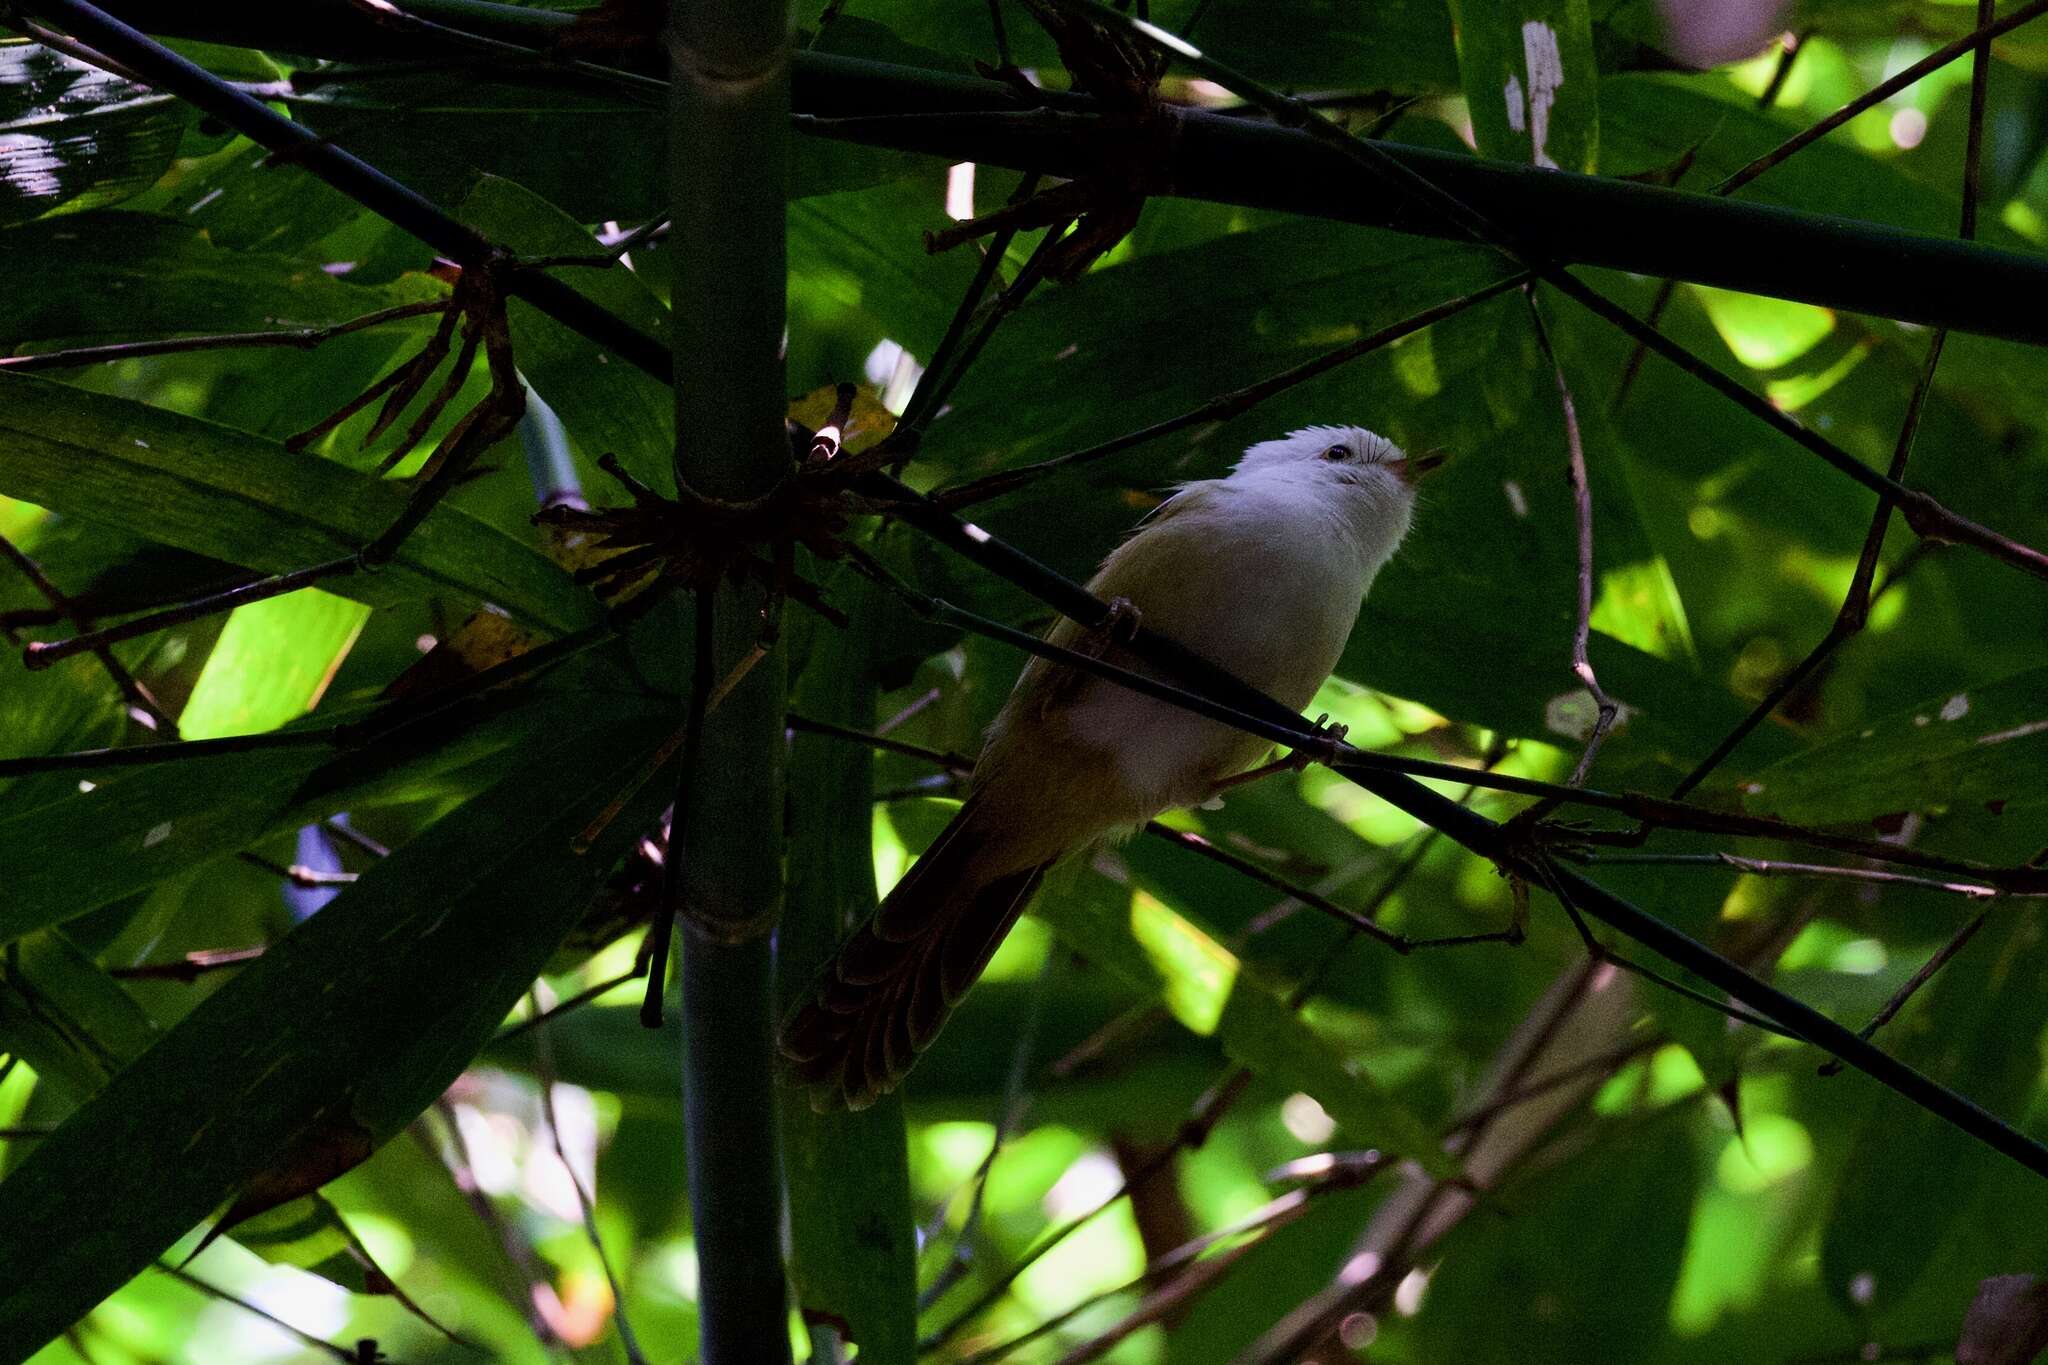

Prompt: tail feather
[{"left": 781, "top": 801, "right": 1048, "bottom": 1109}]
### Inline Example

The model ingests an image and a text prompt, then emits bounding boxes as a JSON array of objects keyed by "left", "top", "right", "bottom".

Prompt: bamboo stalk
[
  {"left": 666, "top": 0, "right": 795, "bottom": 1359},
  {"left": 44, "top": 1, "right": 2048, "bottom": 345}
]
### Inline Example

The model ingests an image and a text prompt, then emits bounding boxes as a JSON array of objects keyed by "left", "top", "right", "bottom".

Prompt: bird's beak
[{"left": 1397, "top": 449, "right": 1450, "bottom": 484}]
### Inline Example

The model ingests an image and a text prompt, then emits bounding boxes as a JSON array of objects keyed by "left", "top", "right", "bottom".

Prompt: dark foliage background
[{"left": 2, "top": 0, "right": 2047, "bottom": 1362}]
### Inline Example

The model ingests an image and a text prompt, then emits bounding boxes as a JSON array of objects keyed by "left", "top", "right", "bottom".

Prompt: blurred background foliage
[{"left": 2, "top": 0, "right": 2048, "bottom": 1362}]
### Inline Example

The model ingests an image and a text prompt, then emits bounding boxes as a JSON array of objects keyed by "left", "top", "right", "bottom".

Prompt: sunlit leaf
[{"left": 178, "top": 589, "right": 369, "bottom": 740}]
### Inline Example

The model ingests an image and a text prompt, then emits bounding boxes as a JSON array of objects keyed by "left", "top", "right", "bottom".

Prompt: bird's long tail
[{"left": 781, "top": 796, "right": 1048, "bottom": 1109}]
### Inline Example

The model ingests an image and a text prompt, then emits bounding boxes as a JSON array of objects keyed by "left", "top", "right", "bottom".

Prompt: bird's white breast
[{"left": 1059, "top": 478, "right": 1375, "bottom": 816}]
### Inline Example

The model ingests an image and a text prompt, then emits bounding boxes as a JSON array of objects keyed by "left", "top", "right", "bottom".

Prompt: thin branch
[
  {"left": 494, "top": 965, "right": 645, "bottom": 1045},
  {"left": 786, "top": 713, "right": 1513, "bottom": 954},
  {"left": 1535, "top": 861, "right": 1802, "bottom": 1041},
  {"left": 0, "top": 300, "right": 448, "bottom": 373},
  {"left": 2, "top": 620, "right": 614, "bottom": 783},
  {"left": 237, "top": 850, "right": 361, "bottom": 888},
  {"left": 152, "top": 1263, "right": 359, "bottom": 1363},
  {"left": 528, "top": 988, "right": 647, "bottom": 1365},
  {"left": 892, "top": 170, "right": 1045, "bottom": 442},
  {"left": 961, "top": 1161, "right": 1393, "bottom": 1365},
  {"left": 1575, "top": 851, "right": 2025, "bottom": 901},
  {"left": 921, "top": 1074, "right": 1248, "bottom": 1354},
  {"left": 841, "top": 547, "right": 2048, "bottom": 894},
  {"left": 1817, "top": 911, "right": 1990, "bottom": 1078},
  {"left": 0, "top": 726, "right": 339, "bottom": 779},
  {"left": 1144, "top": 824, "right": 1431, "bottom": 954},
  {"left": 643, "top": 591, "right": 714, "bottom": 1028},
  {"left": 894, "top": 212, "right": 1073, "bottom": 443},
  {"left": 0, "top": 531, "right": 180, "bottom": 736},
  {"left": 107, "top": 946, "right": 267, "bottom": 982},
  {"left": 1523, "top": 287, "right": 1615, "bottom": 789},
  {"left": 23, "top": 556, "right": 359, "bottom": 672},
  {"left": 1611, "top": 31, "right": 1803, "bottom": 413},
  {"left": 417, "top": 1108, "right": 562, "bottom": 1351},
  {"left": 1442, "top": 1039, "right": 1659, "bottom": 1138},
  {"left": 785, "top": 712, "right": 976, "bottom": 774}
]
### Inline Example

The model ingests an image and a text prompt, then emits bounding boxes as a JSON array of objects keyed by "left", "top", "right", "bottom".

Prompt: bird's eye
[{"left": 1322, "top": 445, "right": 1349, "bottom": 461}]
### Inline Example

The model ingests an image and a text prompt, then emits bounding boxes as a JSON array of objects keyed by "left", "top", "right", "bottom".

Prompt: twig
[
  {"left": 1610, "top": 30, "right": 1801, "bottom": 412},
  {"left": 107, "top": 947, "right": 267, "bottom": 982},
  {"left": 892, "top": 171, "right": 1043, "bottom": 442},
  {"left": 1146, "top": 824, "right": 1451, "bottom": 954},
  {"left": 236, "top": 851, "right": 360, "bottom": 888},
  {"left": 0, "top": 300, "right": 448, "bottom": 373},
  {"left": 963, "top": 1160, "right": 1391, "bottom": 1365},
  {"left": 528, "top": 988, "right": 646, "bottom": 1365},
  {"left": 1817, "top": 911, "right": 1990, "bottom": 1078},
  {"left": 494, "top": 966, "right": 644, "bottom": 1045},
  {"left": 841, "top": 549, "right": 2048, "bottom": 894},
  {"left": 930, "top": 272, "right": 1526, "bottom": 510},
  {"left": 1575, "top": 851, "right": 2023, "bottom": 901},
  {"left": 1523, "top": 287, "right": 1616, "bottom": 788},
  {"left": 921, "top": 1073, "right": 1248, "bottom": 1354},
  {"left": 786, "top": 713, "right": 1514, "bottom": 954},
  {"left": 0, "top": 531, "right": 180, "bottom": 736},
  {"left": 23, "top": 556, "right": 360, "bottom": 672},
  {"left": 1442, "top": 1039, "right": 1659, "bottom": 1137},
  {"left": 894, "top": 211, "right": 1073, "bottom": 445},
  {"left": 153, "top": 1263, "right": 360, "bottom": 1363},
  {"left": 418, "top": 1108, "right": 562, "bottom": 1350},
  {"left": 1533, "top": 860, "right": 1801, "bottom": 1040}
]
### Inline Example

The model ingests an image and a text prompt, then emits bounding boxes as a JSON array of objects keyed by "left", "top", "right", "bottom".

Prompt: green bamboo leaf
[
  {"left": 0, "top": 701, "right": 676, "bottom": 1358},
  {"left": 1449, "top": 0, "right": 1600, "bottom": 172},
  {"left": 454, "top": 174, "right": 676, "bottom": 492},
  {"left": 0, "top": 211, "right": 445, "bottom": 348},
  {"left": 178, "top": 589, "right": 370, "bottom": 740},
  {"left": 0, "top": 928, "right": 158, "bottom": 1105},
  {"left": 929, "top": 222, "right": 1515, "bottom": 483},
  {"left": 0, "top": 746, "right": 327, "bottom": 946},
  {"left": 0, "top": 679, "right": 622, "bottom": 943},
  {"left": 0, "top": 46, "right": 189, "bottom": 226},
  {"left": 1819, "top": 906, "right": 2048, "bottom": 1313},
  {"left": 1037, "top": 869, "right": 1460, "bottom": 1179},
  {"left": 778, "top": 573, "right": 916, "bottom": 1363},
  {"left": 0, "top": 371, "right": 594, "bottom": 634},
  {"left": 1747, "top": 665, "right": 2048, "bottom": 825},
  {"left": 790, "top": 175, "right": 981, "bottom": 360}
]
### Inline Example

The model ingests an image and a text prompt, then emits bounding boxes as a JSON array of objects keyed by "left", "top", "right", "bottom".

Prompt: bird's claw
[
  {"left": 1099, "top": 595, "right": 1143, "bottom": 645},
  {"left": 1290, "top": 713, "right": 1349, "bottom": 770}
]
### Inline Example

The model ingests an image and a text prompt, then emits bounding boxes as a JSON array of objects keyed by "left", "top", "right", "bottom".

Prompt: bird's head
[{"left": 1232, "top": 425, "right": 1445, "bottom": 565}]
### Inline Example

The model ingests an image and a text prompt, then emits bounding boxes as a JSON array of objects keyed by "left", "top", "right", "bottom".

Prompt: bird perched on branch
[{"left": 781, "top": 426, "right": 1444, "bottom": 1108}]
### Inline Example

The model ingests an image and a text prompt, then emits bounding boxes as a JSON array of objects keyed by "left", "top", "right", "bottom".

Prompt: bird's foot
[
  {"left": 1289, "top": 713, "right": 1350, "bottom": 770},
  {"left": 1077, "top": 595, "right": 1143, "bottom": 658}
]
